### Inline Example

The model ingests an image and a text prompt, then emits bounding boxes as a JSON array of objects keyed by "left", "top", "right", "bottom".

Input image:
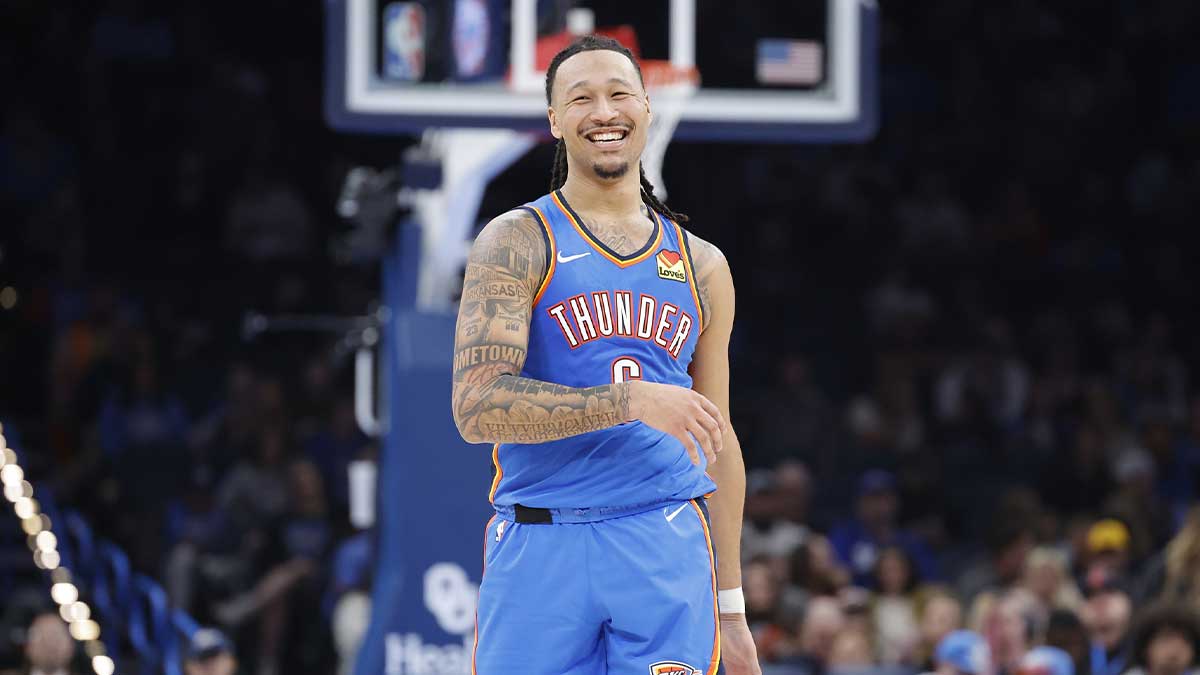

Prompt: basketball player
[{"left": 452, "top": 35, "right": 761, "bottom": 675}]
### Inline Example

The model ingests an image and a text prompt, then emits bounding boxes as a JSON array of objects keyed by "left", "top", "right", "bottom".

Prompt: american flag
[{"left": 755, "top": 39, "right": 824, "bottom": 86}]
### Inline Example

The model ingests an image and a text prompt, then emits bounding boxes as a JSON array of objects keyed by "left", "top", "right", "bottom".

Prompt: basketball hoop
[{"left": 640, "top": 60, "right": 699, "bottom": 202}]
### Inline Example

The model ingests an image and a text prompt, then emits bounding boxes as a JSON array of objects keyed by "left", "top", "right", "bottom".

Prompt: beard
[{"left": 591, "top": 160, "right": 630, "bottom": 180}]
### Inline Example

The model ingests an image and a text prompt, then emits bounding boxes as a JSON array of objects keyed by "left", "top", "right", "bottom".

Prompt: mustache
[{"left": 579, "top": 123, "right": 633, "bottom": 134}]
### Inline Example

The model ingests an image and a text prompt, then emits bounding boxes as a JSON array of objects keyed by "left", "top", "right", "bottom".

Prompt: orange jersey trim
[
  {"left": 550, "top": 191, "right": 663, "bottom": 269},
  {"left": 471, "top": 514, "right": 498, "bottom": 675},
  {"left": 487, "top": 443, "right": 502, "bottom": 502},
  {"left": 527, "top": 205, "right": 557, "bottom": 306},
  {"left": 673, "top": 221, "right": 705, "bottom": 332},
  {"left": 689, "top": 500, "right": 722, "bottom": 674}
]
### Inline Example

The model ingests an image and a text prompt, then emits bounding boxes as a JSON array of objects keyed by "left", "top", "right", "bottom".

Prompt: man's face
[
  {"left": 984, "top": 600, "right": 1027, "bottom": 667},
  {"left": 1146, "top": 629, "right": 1195, "bottom": 675},
  {"left": 548, "top": 49, "right": 650, "bottom": 182},
  {"left": 185, "top": 653, "right": 237, "bottom": 675},
  {"left": 1083, "top": 590, "right": 1132, "bottom": 651},
  {"left": 26, "top": 614, "right": 73, "bottom": 669},
  {"left": 858, "top": 490, "right": 897, "bottom": 527},
  {"left": 921, "top": 596, "right": 962, "bottom": 645}
]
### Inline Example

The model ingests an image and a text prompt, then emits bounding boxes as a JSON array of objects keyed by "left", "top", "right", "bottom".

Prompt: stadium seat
[
  {"left": 92, "top": 541, "right": 134, "bottom": 637},
  {"left": 63, "top": 511, "right": 97, "bottom": 576},
  {"left": 128, "top": 573, "right": 180, "bottom": 675}
]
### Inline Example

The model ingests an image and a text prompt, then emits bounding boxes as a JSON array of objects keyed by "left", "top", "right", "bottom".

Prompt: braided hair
[{"left": 545, "top": 35, "right": 689, "bottom": 223}]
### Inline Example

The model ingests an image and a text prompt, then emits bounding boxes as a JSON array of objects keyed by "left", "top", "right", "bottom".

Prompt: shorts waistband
[{"left": 494, "top": 500, "right": 683, "bottom": 524}]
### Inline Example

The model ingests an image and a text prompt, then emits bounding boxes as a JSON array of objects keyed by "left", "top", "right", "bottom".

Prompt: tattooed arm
[
  {"left": 452, "top": 210, "right": 726, "bottom": 454},
  {"left": 451, "top": 209, "right": 632, "bottom": 444}
]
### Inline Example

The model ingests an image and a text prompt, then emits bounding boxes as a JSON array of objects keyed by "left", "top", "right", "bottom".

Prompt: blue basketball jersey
[{"left": 487, "top": 190, "right": 717, "bottom": 514}]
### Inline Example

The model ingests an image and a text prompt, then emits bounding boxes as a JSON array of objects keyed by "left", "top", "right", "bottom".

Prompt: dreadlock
[{"left": 545, "top": 36, "right": 690, "bottom": 223}]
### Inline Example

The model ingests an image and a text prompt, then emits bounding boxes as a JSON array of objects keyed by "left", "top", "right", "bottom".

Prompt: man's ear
[{"left": 548, "top": 106, "right": 562, "bottom": 139}]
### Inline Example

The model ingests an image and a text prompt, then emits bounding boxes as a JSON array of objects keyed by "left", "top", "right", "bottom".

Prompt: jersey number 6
[{"left": 611, "top": 356, "right": 643, "bottom": 384}]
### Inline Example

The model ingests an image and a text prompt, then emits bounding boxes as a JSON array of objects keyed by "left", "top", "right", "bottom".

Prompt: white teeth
[{"left": 587, "top": 131, "right": 626, "bottom": 142}]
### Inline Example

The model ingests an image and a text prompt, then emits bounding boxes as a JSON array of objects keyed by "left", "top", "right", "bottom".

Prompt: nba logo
[
  {"left": 384, "top": 2, "right": 425, "bottom": 81},
  {"left": 453, "top": 0, "right": 490, "bottom": 79}
]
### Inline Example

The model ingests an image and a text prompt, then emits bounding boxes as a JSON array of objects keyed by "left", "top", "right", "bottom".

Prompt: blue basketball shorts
[{"left": 473, "top": 499, "right": 723, "bottom": 675}]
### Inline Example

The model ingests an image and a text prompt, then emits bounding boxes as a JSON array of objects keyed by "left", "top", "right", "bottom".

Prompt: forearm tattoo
[{"left": 451, "top": 210, "right": 632, "bottom": 444}]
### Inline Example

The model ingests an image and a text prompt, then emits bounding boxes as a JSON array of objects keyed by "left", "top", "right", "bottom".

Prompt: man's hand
[
  {"left": 626, "top": 380, "right": 724, "bottom": 464},
  {"left": 720, "top": 614, "right": 762, "bottom": 675}
]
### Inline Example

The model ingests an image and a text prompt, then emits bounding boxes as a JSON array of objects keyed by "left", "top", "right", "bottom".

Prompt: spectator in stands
[
  {"left": 1104, "top": 449, "right": 1171, "bottom": 558},
  {"left": 1082, "top": 519, "right": 1134, "bottom": 581},
  {"left": 791, "top": 534, "right": 851, "bottom": 598},
  {"left": 1138, "top": 506, "right": 1200, "bottom": 604},
  {"left": 917, "top": 589, "right": 964, "bottom": 671},
  {"left": 216, "top": 424, "right": 290, "bottom": 539},
  {"left": 928, "top": 630, "right": 992, "bottom": 675},
  {"left": 977, "top": 593, "right": 1032, "bottom": 675},
  {"left": 872, "top": 546, "right": 921, "bottom": 664},
  {"left": 831, "top": 470, "right": 937, "bottom": 587},
  {"left": 745, "top": 557, "right": 797, "bottom": 663},
  {"left": 215, "top": 459, "right": 334, "bottom": 674},
  {"left": 1017, "top": 646, "right": 1075, "bottom": 675},
  {"left": 187, "top": 362, "right": 260, "bottom": 479},
  {"left": 786, "top": 596, "right": 847, "bottom": 675},
  {"left": 828, "top": 628, "right": 875, "bottom": 669},
  {"left": 9, "top": 613, "right": 77, "bottom": 675},
  {"left": 934, "top": 319, "right": 1030, "bottom": 435},
  {"left": 183, "top": 628, "right": 237, "bottom": 675},
  {"left": 744, "top": 460, "right": 813, "bottom": 565},
  {"left": 1080, "top": 575, "right": 1133, "bottom": 675},
  {"left": 1126, "top": 603, "right": 1200, "bottom": 675},
  {"left": 1046, "top": 609, "right": 1092, "bottom": 675},
  {"left": 958, "top": 518, "right": 1035, "bottom": 605},
  {"left": 1022, "top": 547, "right": 1083, "bottom": 615}
]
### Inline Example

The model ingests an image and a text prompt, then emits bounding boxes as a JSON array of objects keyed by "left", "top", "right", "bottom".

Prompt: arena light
[
  {"left": 21, "top": 515, "right": 43, "bottom": 535},
  {"left": 0, "top": 420, "right": 113, "bottom": 658},
  {"left": 69, "top": 619, "right": 100, "bottom": 641},
  {"left": 92, "top": 655, "right": 115, "bottom": 675},
  {"left": 51, "top": 582, "right": 79, "bottom": 605},
  {"left": 36, "top": 530, "right": 58, "bottom": 552},
  {"left": 67, "top": 602, "right": 91, "bottom": 623},
  {"left": 1, "top": 463, "right": 23, "bottom": 487},
  {"left": 35, "top": 549, "right": 61, "bottom": 570}
]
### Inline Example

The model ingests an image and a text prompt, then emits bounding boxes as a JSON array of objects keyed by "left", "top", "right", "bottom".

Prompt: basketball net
[{"left": 640, "top": 61, "right": 699, "bottom": 203}]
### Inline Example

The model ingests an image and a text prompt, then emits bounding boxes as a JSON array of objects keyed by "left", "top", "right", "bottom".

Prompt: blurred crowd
[{"left": 2, "top": 0, "right": 1200, "bottom": 674}]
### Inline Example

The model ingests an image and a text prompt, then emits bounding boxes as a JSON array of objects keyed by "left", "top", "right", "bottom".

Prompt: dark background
[{"left": 2, "top": 0, "right": 1200, "bottom": 673}]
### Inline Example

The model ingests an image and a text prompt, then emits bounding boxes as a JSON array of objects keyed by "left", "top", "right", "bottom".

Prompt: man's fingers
[
  {"left": 696, "top": 394, "right": 725, "bottom": 433},
  {"left": 676, "top": 431, "right": 701, "bottom": 465},
  {"left": 686, "top": 422, "right": 716, "bottom": 466},
  {"left": 699, "top": 410, "right": 723, "bottom": 454}
]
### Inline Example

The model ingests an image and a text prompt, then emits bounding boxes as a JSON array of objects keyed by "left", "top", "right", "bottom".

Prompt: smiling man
[{"left": 451, "top": 35, "right": 760, "bottom": 675}]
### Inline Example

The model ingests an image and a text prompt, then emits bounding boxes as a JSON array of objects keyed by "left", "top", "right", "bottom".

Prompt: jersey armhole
[
  {"left": 519, "top": 205, "right": 556, "bottom": 307},
  {"left": 676, "top": 224, "right": 707, "bottom": 331}
]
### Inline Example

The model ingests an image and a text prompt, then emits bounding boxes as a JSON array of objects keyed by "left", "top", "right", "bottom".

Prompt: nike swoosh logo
[
  {"left": 664, "top": 503, "right": 690, "bottom": 523},
  {"left": 557, "top": 251, "right": 591, "bottom": 263}
]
